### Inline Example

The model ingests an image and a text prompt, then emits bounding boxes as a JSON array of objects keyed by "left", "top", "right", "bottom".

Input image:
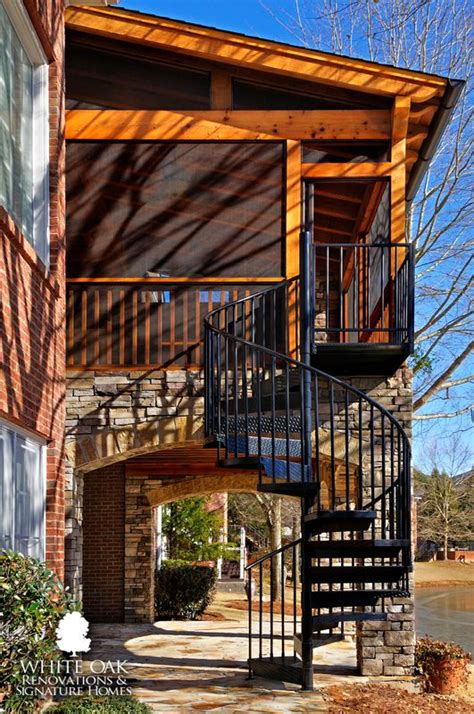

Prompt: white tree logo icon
[{"left": 56, "top": 612, "right": 91, "bottom": 657}]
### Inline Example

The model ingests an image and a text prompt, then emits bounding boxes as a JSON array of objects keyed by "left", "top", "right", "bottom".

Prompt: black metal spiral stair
[{"left": 203, "top": 231, "right": 412, "bottom": 690}]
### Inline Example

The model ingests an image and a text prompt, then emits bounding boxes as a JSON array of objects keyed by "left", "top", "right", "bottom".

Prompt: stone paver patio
[{"left": 83, "top": 596, "right": 419, "bottom": 712}]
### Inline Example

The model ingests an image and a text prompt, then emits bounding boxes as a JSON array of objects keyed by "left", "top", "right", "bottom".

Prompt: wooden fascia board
[
  {"left": 65, "top": 7, "right": 447, "bottom": 103},
  {"left": 65, "top": 109, "right": 391, "bottom": 141}
]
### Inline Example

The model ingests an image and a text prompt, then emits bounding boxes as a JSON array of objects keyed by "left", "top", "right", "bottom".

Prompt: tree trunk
[{"left": 270, "top": 497, "right": 282, "bottom": 601}]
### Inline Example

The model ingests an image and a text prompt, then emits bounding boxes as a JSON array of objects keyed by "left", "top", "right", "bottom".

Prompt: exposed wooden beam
[
  {"left": 65, "top": 108, "right": 391, "bottom": 141},
  {"left": 314, "top": 187, "right": 364, "bottom": 205},
  {"left": 314, "top": 223, "right": 353, "bottom": 237},
  {"left": 314, "top": 205, "right": 357, "bottom": 221},
  {"left": 211, "top": 70, "right": 232, "bottom": 109},
  {"left": 65, "top": 6, "right": 446, "bottom": 102},
  {"left": 302, "top": 163, "right": 393, "bottom": 178},
  {"left": 390, "top": 96, "right": 409, "bottom": 244}
]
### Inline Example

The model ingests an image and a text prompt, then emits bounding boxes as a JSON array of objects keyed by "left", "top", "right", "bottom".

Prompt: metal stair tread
[
  {"left": 312, "top": 611, "right": 388, "bottom": 631},
  {"left": 304, "top": 510, "right": 376, "bottom": 534},
  {"left": 309, "top": 565, "right": 406, "bottom": 583},
  {"left": 307, "top": 539, "right": 410, "bottom": 559},
  {"left": 311, "top": 589, "right": 409, "bottom": 608},
  {"left": 217, "top": 433, "right": 302, "bottom": 458}
]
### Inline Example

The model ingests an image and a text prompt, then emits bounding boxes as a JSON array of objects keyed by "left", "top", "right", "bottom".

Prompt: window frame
[
  {"left": 0, "top": 418, "right": 46, "bottom": 561},
  {"left": 2, "top": 0, "right": 50, "bottom": 266}
]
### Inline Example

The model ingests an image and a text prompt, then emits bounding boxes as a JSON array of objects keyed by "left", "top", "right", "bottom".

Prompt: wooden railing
[{"left": 66, "top": 279, "right": 278, "bottom": 369}]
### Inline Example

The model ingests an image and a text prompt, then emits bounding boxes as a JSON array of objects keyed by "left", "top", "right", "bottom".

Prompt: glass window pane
[
  {"left": 0, "top": 427, "right": 14, "bottom": 551},
  {"left": 0, "top": 3, "right": 34, "bottom": 240},
  {"left": 14, "top": 436, "right": 43, "bottom": 560}
]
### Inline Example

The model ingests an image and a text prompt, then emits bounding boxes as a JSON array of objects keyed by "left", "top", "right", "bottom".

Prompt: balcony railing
[
  {"left": 66, "top": 279, "right": 277, "bottom": 369},
  {"left": 313, "top": 243, "right": 414, "bottom": 349}
]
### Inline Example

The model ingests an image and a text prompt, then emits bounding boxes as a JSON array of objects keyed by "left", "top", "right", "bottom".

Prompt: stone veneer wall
[
  {"left": 65, "top": 369, "right": 205, "bottom": 604},
  {"left": 65, "top": 366, "right": 414, "bottom": 673}
]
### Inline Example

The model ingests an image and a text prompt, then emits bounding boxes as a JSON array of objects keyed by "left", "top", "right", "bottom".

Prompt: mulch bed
[
  {"left": 323, "top": 684, "right": 472, "bottom": 713},
  {"left": 225, "top": 599, "right": 302, "bottom": 616}
]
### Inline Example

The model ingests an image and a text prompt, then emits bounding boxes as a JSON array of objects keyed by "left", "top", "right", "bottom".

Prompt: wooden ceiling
[{"left": 313, "top": 180, "right": 386, "bottom": 245}]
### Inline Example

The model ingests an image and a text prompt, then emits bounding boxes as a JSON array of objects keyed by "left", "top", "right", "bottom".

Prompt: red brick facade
[
  {"left": 83, "top": 465, "right": 125, "bottom": 622},
  {"left": 0, "top": 1, "right": 66, "bottom": 577}
]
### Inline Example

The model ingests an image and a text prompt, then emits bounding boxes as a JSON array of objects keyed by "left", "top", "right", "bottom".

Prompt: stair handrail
[
  {"left": 245, "top": 537, "right": 302, "bottom": 570},
  {"left": 205, "top": 282, "right": 413, "bottom": 448}
]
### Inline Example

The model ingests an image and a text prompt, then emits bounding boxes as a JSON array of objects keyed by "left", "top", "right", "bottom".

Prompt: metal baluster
[
  {"left": 281, "top": 549, "right": 286, "bottom": 661},
  {"left": 259, "top": 562, "right": 263, "bottom": 659},
  {"left": 270, "top": 558, "right": 274, "bottom": 660},
  {"left": 345, "top": 390, "right": 350, "bottom": 510},
  {"left": 329, "top": 382, "right": 336, "bottom": 510}
]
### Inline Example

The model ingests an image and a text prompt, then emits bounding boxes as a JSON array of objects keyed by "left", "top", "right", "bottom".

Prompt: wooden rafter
[{"left": 65, "top": 108, "right": 391, "bottom": 141}]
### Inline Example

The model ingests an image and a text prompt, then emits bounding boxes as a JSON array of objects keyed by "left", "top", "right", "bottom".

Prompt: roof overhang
[{"left": 64, "top": 5, "right": 464, "bottom": 202}]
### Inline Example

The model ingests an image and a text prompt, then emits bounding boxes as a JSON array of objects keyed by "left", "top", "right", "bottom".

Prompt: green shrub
[
  {"left": 0, "top": 550, "right": 73, "bottom": 713},
  {"left": 48, "top": 695, "right": 151, "bottom": 713},
  {"left": 154, "top": 560, "right": 216, "bottom": 619}
]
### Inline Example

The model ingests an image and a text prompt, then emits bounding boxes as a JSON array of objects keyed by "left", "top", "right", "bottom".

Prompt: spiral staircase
[{"left": 204, "top": 231, "right": 412, "bottom": 690}]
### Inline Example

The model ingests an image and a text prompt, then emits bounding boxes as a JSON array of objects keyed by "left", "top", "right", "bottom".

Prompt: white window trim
[
  {"left": 0, "top": 417, "right": 46, "bottom": 561},
  {"left": 3, "top": 0, "right": 50, "bottom": 267}
]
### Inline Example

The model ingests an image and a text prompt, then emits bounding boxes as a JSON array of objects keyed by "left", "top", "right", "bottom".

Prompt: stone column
[
  {"left": 357, "top": 593, "right": 415, "bottom": 675},
  {"left": 124, "top": 474, "right": 155, "bottom": 623},
  {"left": 64, "top": 461, "right": 84, "bottom": 602}
]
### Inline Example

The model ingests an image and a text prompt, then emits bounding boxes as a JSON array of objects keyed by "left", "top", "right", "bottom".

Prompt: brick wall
[
  {"left": 83, "top": 464, "right": 125, "bottom": 622},
  {"left": 0, "top": 1, "right": 66, "bottom": 577}
]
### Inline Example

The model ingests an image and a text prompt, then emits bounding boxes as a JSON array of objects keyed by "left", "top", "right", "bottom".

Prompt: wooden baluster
[
  {"left": 170, "top": 289, "right": 176, "bottom": 365},
  {"left": 157, "top": 291, "right": 163, "bottom": 367},
  {"left": 132, "top": 288, "right": 138, "bottom": 365},
  {"left": 94, "top": 288, "right": 100, "bottom": 366},
  {"left": 183, "top": 287, "right": 189, "bottom": 367},
  {"left": 107, "top": 289, "right": 113, "bottom": 366},
  {"left": 81, "top": 289, "right": 88, "bottom": 367},
  {"left": 119, "top": 289, "right": 125, "bottom": 365},
  {"left": 144, "top": 289, "right": 151, "bottom": 365}
]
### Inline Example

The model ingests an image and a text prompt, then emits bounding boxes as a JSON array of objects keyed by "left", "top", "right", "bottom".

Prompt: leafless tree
[
  {"left": 262, "top": 0, "right": 473, "bottom": 433},
  {"left": 230, "top": 493, "right": 300, "bottom": 598}
]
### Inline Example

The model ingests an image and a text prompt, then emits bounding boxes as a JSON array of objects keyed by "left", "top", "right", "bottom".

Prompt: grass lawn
[{"left": 415, "top": 560, "right": 474, "bottom": 587}]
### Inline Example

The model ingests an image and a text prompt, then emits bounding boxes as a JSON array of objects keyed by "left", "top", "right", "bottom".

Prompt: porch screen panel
[
  {"left": 66, "top": 141, "right": 284, "bottom": 278},
  {"left": 66, "top": 39, "right": 210, "bottom": 110}
]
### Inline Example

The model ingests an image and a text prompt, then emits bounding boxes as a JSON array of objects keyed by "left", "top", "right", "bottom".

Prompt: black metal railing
[
  {"left": 246, "top": 539, "right": 301, "bottom": 678},
  {"left": 204, "top": 233, "right": 412, "bottom": 689},
  {"left": 314, "top": 243, "right": 414, "bottom": 348},
  {"left": 204, "top": 278, "right": 411, "bottom": 528}
]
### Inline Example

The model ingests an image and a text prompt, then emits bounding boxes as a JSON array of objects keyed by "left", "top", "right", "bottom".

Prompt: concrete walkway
[{"left": 83, "top": 597, "right": 418, "bottom": 713}]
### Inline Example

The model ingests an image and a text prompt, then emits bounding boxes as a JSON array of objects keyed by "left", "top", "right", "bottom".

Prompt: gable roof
[{"left": 65, "top": 5, "right": 464, "bottom": 200}]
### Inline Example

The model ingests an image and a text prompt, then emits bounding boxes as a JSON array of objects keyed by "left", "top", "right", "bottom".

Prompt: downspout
[{"left": 406, "top": 79, "right": 465, "bottom": 204}]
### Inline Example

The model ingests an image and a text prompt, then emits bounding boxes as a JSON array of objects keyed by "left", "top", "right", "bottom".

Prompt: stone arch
[
  {"left": 147, "top": 473, "right": 260, "bottom": 507},
  {"left": 65, "top": 415, "right": 205, "bottom": 473}
]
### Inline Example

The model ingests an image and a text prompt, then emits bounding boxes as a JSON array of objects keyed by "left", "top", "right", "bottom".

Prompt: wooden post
[{"left": 286, "top": 139, "right": 301, "bottom": 358}]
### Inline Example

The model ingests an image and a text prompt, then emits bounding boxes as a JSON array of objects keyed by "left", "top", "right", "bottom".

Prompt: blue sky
[{"left": 120, "top": 0, "right": 297, "bottom": 43}]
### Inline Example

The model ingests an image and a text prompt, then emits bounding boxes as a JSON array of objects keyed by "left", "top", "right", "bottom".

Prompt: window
[
  {"left": 0, "top": 421, "right": 45, "bottom": 560},
  {"left": 0, "top": 0, "right": 49, "bottom": 265}
]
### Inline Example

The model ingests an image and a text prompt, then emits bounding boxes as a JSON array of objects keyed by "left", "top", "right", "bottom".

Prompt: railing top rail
[
  {"left": 204, "top": 275, "right": 300, "bottom": 322},
  {"left": 66, "top": 277, "right": 283, "bottom": 284},
  {"left": 314, "top": 242, "right": 412, "bottom": 248},
  {"left": 245, "top": 538, "right": 302, "bottom": 570}
]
